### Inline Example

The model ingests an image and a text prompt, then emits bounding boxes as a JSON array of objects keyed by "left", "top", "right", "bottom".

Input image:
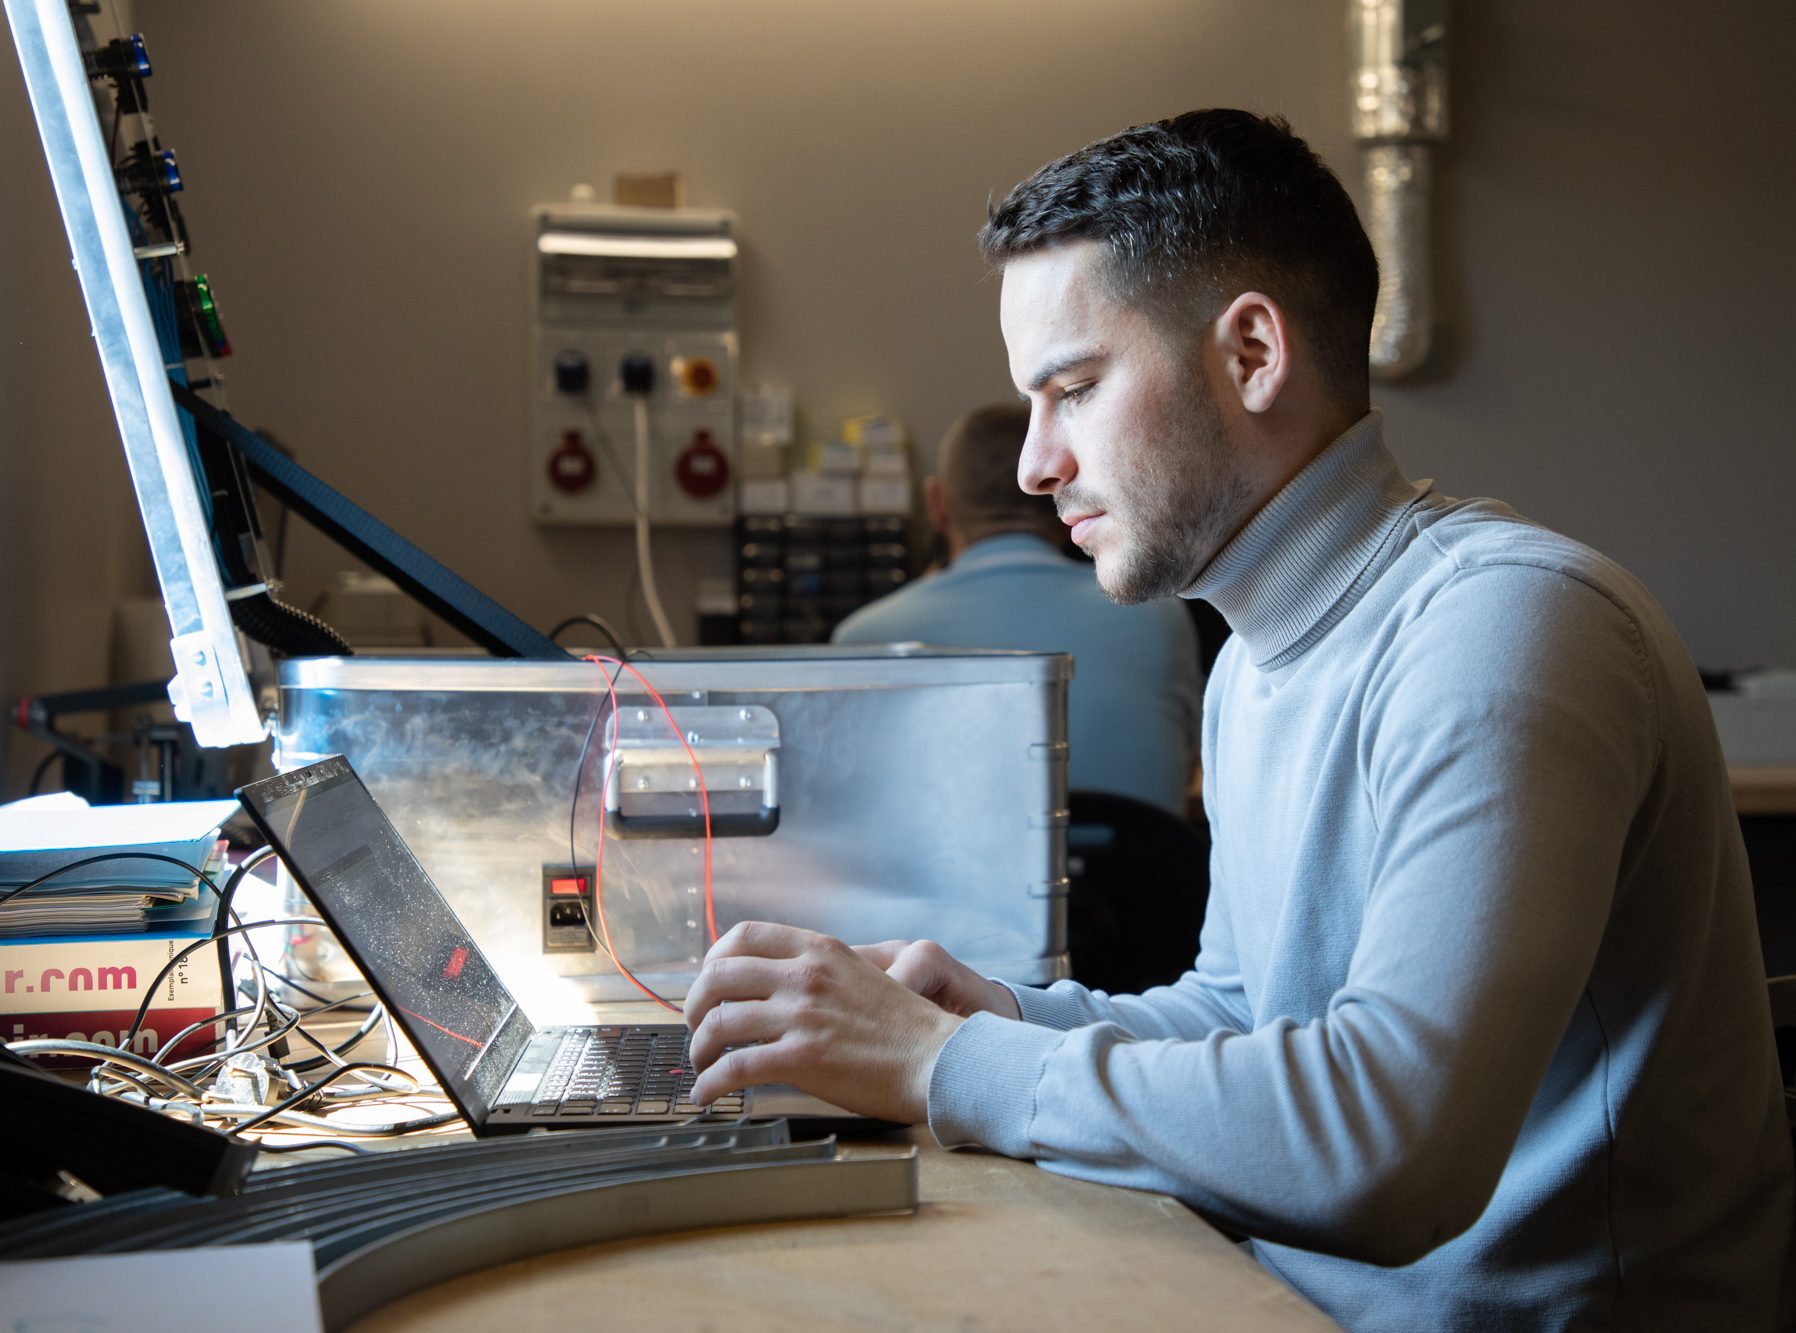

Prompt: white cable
[{"left": 632, "top": 396, "right": 679, "bottom": 648}]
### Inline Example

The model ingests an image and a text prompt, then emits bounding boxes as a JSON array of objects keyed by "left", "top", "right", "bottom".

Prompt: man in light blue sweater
[
  {"left": 832, "top": 402, "right": 1202, "bottom": 817},
  {"left": 685, "top": 111, "right": 1794, "bottom": 1328}
]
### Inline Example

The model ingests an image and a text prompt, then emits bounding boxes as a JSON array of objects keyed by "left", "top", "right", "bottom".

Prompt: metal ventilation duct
[{"left": 1351, "top": 0, "right": 1448, "bottom": 380}]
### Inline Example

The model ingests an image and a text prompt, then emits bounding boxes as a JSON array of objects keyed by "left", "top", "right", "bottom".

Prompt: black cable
[
  {"left": 621, "top": 555, "right": 650, "bottom": 648},
  {"left": 549, "top": 612, "right": 630, "bottom": 660},
  {"left": 349, "top": 1112, "right": 460, "bottom": 1137},
  {"left": 225, "top": 1061, "right": 426, "bottom": 1136},
  {"left": 122, "top": 915, "right": 320, "bottom": 1050},
  {"left": 230, "top": 590, "right": 352, "bottom": 657},
  {"left": 7, "top": 1037, "right": 207, "bottom": 1097},
  {"left": 164, "top": 994, "right": 307, "bottom": 1074},
  {"left": 26, "top": 751, "right": 60, "bottom": 797},
  {"left": 255, "top": 964, "right": 372, "bottom": 1012},
  {"left": 87, "top": 1063, "right": 164, "bottom": 1102},
  {"left": 153, "top": 1003, "right": 265, "bottom": 1066},
  {"left": 255, "top": 1139, "right": 373, "bottom": 1157},
  {"left": 215, "top": 846, "right": 278, "bottom": 1015},
  {"left": 277, "top": 997, "right": 391, "bottom": 1075}
]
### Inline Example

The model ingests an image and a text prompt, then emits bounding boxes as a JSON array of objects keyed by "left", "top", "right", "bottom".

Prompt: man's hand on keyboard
[
  {"left": 683, "top": 921, "right": 994, "bottom": 1123},
  {"left": 853, "top": 937, "right": 1023, "bottom": 1023}
]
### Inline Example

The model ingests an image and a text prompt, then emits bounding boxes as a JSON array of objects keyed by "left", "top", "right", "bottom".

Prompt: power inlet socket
[{"left": 542, "top": 865, "right": 597, "bottom": 953}]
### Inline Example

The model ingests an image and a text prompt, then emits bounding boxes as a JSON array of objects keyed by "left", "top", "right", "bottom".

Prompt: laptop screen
[{"left": 239, "top": 756, "right": 534, "bottom": 1121}]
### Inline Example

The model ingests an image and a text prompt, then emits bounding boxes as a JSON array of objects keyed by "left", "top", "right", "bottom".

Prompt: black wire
[
  {"left": 353, "top": 1112, "right": 460, "bottom": 1137},
  {"left": 255, "top": 963, "right": 372, "bottom": 1012},
  {"left": 155, "top": 1003, "right": 264, "bottom": 1065},
  {"left": 225, "top": 1062, "right": 427, "bottom": 1136},
  {"left": 26, "top": 751, "right": 60, "bottom": 797},
  {"left": 88, "top": 1064, "right": 163, "bottom": 1102},
  {"left": 162, "top": 974, "right": 400, "bottom": 1083},
  {"left": 123, "top": 915, "right": 320, "bottom": 1050},
  {"left": 549, "top": 612, "right": 630, "bottom": 660},
  {"left": 165, "top": 994, "right": 307, "bottom": 1074},
  {"left": 277, "top": 997, "right": 391, "bottom": 1074},
  {"left": 622, "top": 555, "right": 650, "bottom": 648},
  {"left": 255, "top": 1139, "right": 373, "bottom": 1157},
  {"left": 215, "top": 847, "right": 278, "bottom": 1013}
]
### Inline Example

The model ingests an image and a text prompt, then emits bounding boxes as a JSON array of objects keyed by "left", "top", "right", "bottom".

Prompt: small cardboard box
[
  {"left": 612, "top": 172, "right": 685, "bottom": 209},
  {"left": 791, "top": 471, "right": 859, "bottom": 515},
  {"left": 858, "top": 476, "right": 914, "bottom": 515},
  {"left": 738, "top": 478, "right": 792, "bottom": 515}
]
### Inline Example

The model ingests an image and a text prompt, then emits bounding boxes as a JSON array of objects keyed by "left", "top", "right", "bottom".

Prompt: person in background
[
  {"left": 688, "top": 109, "right": 1793, "bottom": 1329},
  {"left": 831, "top": 403, "right": 1202, "bottom": 817}
]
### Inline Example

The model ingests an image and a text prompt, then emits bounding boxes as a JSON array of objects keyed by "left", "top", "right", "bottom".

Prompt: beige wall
[
  {"left": 2, "top": 1, "right": 148, "bottom": 795},
  {"left": 3, "top": 1, "right": 1794, "bottom": 792}
]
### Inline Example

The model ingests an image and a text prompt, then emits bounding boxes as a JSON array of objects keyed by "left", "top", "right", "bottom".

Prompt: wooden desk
[{"left": 348, "top": 1129, "right": 1338, "bottom": 1332}]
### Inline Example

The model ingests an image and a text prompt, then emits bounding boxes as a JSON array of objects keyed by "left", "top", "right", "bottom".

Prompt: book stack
[
  {"left": 0, "top": 797, "right": 239, "bottom": 1064},
  {"left": 0, "top": 839, "right": 226, "bottom": 938}
]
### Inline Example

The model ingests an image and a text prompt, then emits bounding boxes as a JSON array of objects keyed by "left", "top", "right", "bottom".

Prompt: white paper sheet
[
  {"left": 0, "top": 1242, "right": 323, "bottom": 1332},
  {"left": 0, "top": 797, "right": 239, "bottom": 852}
]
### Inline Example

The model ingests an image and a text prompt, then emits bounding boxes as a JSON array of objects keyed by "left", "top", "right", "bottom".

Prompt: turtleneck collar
[{"left": 1183, "top": 410, "right": 1427, "bottom": 671}]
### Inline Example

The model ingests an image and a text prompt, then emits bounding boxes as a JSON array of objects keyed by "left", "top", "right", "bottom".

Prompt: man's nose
[{"left": 1018, "top": 416, "right": 1072, "bottom": 496}]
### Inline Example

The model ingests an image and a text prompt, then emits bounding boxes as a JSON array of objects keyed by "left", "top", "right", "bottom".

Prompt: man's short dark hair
[
  {"left": 938, "top": 402, "right": 1059, "bottom": 539},
  {"left": 979, "top": 109, "right": 1378, "bottom": 410}
]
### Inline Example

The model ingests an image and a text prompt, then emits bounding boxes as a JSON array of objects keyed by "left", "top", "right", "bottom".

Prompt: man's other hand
[
  {"left": 853, "top": 938, "right": 1023, "bottom": 1022},
  {"left": 684, "top": 922, "right": 986, "bottom": 1123}
]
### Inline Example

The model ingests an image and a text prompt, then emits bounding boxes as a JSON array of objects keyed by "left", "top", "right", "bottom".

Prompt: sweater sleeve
[
  {"left": 927, "top": 564, "right": 1659, "bottom": 1265},
  {"left": 995, "top": 741, "right": 1254, "bottom": 1042}
]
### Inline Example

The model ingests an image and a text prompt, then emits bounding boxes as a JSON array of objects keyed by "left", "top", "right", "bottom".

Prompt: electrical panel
[{"left": 529, "top": 203, "right": 738, "bottom": 525}]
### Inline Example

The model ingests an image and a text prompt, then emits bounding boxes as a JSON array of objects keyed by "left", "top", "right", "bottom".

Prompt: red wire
[
  {"left": 587, "top": 671, "right": 677, "bottom": 1012},
  {"left": 585, "top": 655, "right": 717, "bottom": 942},
  {"left": 581, "top": 655, "right": 718, "bottom": 1013}
]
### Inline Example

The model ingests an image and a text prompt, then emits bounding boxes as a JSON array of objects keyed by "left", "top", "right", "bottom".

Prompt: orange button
[{"left": 550, "top": 876, "right": 587, "bottom": 896}]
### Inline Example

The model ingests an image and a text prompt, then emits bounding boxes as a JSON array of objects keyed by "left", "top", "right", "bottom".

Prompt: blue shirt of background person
[{"left": 831, "top": 403, "right": 1203, "bottom": 816}]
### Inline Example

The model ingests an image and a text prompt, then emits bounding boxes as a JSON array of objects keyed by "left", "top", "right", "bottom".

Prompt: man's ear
[
  {"left": 1213, "top": 291, "right": 1291, "bottom": 415},
  {"left": 923, "top": 475, "right": 950, "bottom": 535}
]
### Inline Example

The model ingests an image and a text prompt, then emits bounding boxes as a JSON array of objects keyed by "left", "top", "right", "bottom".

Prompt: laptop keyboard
[{"left": 532, "top": 1027, "right": 746, "bottom": 1118}]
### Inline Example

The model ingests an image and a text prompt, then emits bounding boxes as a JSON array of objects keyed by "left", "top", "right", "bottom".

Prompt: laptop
[{"left": 237, "top": 755, "right": 869, "bottom": 1134}]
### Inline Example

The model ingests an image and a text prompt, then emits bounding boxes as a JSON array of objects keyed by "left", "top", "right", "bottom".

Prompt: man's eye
[{"left": 1061, "top": 383, "right": 1094, "bottom": 404}]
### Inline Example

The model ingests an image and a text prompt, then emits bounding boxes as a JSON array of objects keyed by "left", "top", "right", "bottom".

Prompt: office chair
[
  {"left": 1770, "top": 975, "right": 1796, "bottom": 1140},
  {"left": 1065, "top": 791, "right": 1210, "bottom": 995}
]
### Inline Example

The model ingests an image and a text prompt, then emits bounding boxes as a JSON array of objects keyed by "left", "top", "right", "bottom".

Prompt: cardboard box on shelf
[
  {"left": 791, "top": 472, "right": 859, "bottom": 516},
  {"left": 863, "top": 444, "right": 910, "bottom": 477},
  {"left": 842, "top": 415, "right": 907, "bottom": 450},
  {"left": 612, "top": 172, "right": 685, "bottom": 209},
  {"left": 738, "top": 443, "right": 789, "bottom": 480},
  {"left": 858, "top": 476, "right": 914, "bottom": 515},
  {"left": 737, "top": 478, "right": 792, "bottom": 515},
  {"left": 808, "top": 441, "right": 863, "bottom": 477}
]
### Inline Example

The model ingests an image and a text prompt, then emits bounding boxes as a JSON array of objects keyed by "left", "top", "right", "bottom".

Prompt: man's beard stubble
[{"left": 1063, "top": 374, "right": 1250, "bottom": 606}]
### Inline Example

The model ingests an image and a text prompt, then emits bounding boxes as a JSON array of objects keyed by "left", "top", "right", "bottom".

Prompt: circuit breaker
[{"left": 529, "top": 203, "right": 738, "bottom": 525}]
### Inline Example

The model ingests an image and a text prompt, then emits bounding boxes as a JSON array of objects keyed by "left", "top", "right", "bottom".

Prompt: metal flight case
[{"left": 277, "top": 646, "right": 1071, "bottom": 1004}]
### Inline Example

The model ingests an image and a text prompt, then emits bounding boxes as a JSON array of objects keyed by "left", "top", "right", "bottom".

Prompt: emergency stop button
[{"left": 672, "top": 355, "right": 720, "bottom": 396}]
